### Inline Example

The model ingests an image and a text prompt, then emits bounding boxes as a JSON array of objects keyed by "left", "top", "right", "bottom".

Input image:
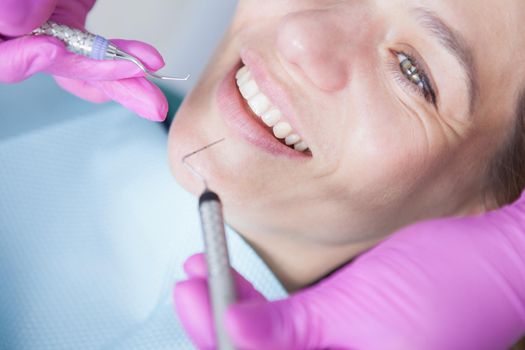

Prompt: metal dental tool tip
[
  {"left": 114, "top": 50, "right": 190, "bottom": 81},
  {"left": 182, "top": 138, "right": 236, "bottom": 350},
  {"left": 182, "top": 138, "right": 226, "bottom": 190},
  {"left": 32, "top": 21, "right": 190, "bottom": 81}
]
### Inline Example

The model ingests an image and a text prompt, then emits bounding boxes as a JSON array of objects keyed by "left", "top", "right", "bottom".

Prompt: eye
[{"left": 396, "top": 52, "right": 437, "bottom": 106}]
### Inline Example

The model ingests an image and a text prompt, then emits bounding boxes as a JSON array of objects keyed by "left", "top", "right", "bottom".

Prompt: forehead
[
  {"left": 437, "top": 0, "right": 523, "bottom": 53},
  {"left": 434, "top": 0, "right": 525, "bottom": 110}
]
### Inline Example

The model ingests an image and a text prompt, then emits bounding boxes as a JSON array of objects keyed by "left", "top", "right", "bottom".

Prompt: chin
[{"left": 167, "top": 100, "right": 216, "bottom": 198}]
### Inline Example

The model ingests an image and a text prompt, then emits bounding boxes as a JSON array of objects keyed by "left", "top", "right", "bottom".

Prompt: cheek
[{"left": 337, "top": 97, "right": 436, "bottom": 208}]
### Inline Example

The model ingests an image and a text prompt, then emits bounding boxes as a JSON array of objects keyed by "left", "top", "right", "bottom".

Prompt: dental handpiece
[
  {"left": 199, "top": 191, "right": 237, "bottom": 350},
  {"left": 32, "top": 21, "right": 189, "bottom": 81},
  {"left": 182, "top": 139, "right": 237, "bottom": 350}
]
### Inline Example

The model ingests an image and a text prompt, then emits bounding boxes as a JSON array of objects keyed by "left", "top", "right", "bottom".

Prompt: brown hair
[
  {"left": 488, "top": 88, "right": 525, "bottom": 207},
  {"left": 491, "top": 89, "right": 525, "bottom": 349}
]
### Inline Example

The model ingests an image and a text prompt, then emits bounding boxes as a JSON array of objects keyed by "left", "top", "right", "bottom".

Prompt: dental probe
[
  {"left": 32, "top": 21, "right": 190, "bottom": 81},
  {"left": 182, "top": 138, "right": 237, "bottom": 350}
]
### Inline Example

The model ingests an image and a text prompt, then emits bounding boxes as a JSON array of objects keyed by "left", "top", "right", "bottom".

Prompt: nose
[{"left": 277, "top": 7, "right": 368, "bottom": 92}]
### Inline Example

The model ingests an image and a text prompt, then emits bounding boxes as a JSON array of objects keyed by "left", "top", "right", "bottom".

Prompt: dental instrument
[
  {"left": 32, "top": 21, "right": 190, "bottom": 81},
  {"left": 182, "top": 138, "right": 237, "bottom": 350}
]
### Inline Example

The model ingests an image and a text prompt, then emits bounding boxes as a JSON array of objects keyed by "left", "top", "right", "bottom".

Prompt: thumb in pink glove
[
  {"left": 0, "top": 0, "right": 168, "bottom": 121},
  {"left": 175, "top": 253, "right": 269, "bottom": 349},
  {"left": 174, "top": 192, "right": 525, "bottom": 350}
]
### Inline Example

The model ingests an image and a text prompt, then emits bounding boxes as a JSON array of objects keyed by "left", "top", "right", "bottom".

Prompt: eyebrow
[{"left": 411, "top": 7, "right": 478, "bottom": 113}]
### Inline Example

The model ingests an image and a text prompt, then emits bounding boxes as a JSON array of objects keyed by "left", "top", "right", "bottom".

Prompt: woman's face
[{"left": 169, "top": 0, "right": 524, "bottom": 246}]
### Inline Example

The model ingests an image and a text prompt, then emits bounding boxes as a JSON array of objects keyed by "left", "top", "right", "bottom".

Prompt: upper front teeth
[
  {"left": 247, "top": 93, "right": 271, "bottom": 116},
  {"left": 235, "top": 65, "right": 309, "bottom": 153},
  {"left": 262, "top": 109, "right": 281, "bottom": 127}
]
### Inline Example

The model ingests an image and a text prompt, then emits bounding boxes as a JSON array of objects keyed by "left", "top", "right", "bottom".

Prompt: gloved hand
[
  {"left": 174, "top": 192, "right": 525, "bottom": 350},
  {"left": 0, "top": 0, "right": 168, "bottom": 121}
]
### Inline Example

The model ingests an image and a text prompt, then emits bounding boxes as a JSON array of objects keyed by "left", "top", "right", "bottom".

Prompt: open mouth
[{"left": 235, "top": 65, "right": 310, "bottom": 153}]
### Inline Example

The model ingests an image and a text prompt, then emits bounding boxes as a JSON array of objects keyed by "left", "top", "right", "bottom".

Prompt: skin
[{"left": 169, "top": 0, "right": 525, "bottom": 291}]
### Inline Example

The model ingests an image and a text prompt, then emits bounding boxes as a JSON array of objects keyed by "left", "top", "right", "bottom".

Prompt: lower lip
[{"left": 217, "top": 62, "right": 310, "bottom": 159}]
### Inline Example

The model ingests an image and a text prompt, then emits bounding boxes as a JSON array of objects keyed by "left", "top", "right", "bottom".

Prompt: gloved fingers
[
  {"left": 174, "top": 277, "right": 315, "bottom": 350},
  {"left": 109, "top": 39, "right": 165, "bottom": 71},
  {"left": 225, "top": 297, "right": 325, "bottom": 350},
  {"left": 0, "top": 27, "right": 167, "bottom": 83},
  {"left": 50, "top": 0, "right": 96, "bottom": 30},
  {"left": 182, "top": 253, "right": 208, "bottom": 276},
  {"left": 53, "top": 76, "right": 110, "bottom": 103},
  {"left": 0, "top": 35, "right": 150, "bottom": 83},
  {"left": 92, "top": 78, "right": 168, "bottom": 121},
  {"left": 46, "top": 39, "right": 165, "bottom": 82},
  {"left": 0, "top": 35, "right": 63, "bottom": 83},
  {"left": 183, "top": 253, "right": 266, "bottom": 301},
  {"left": 174, "top": 278, "right": 216, "bottom": 350},
  {"left": 0, "top": 0, "right": 57, "bottom": 36},
  {"left": 0, "top": 34, "right": 168, "bottom": 120}
]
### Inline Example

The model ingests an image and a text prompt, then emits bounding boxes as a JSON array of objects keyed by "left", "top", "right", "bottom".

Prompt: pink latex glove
[
  {"left": 174, "top": 192, "right": 525, "bottom": 350},
  {"left": 0, "top": 0, "right": 168, "bottom": 121}
]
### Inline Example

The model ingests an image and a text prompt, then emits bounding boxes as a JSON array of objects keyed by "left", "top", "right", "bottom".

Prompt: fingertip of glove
[
  {"left": 117, "top": 79, "right": 169, "bottom": 122},
  {"left": 110, "top": 39, "right": 165, "bottom": 71},
  {"left": 123, "top": 95, "right": 167, "bottom": 122},
  {"left": 146, "top": 92, "right": 169, "bottom": 122},
  {"left": 142, "top": 110, "right": 167, "bottom": 123},
  {"left": 173, "top": 278, "right": 208, "bottom": 313},
  {"left": 135, "top": 108, "right": 167, "bottom": 122},
  {"left": 183, "top": 253, "right": 208, "bottom": 277},
  {"left": 173, "top": 279, "right": 194, "bottom": 301}
]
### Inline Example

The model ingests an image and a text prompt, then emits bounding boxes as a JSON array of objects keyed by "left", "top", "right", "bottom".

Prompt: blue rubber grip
[{"left": 90, "top": 35, "right": 109, "bottom": 60}]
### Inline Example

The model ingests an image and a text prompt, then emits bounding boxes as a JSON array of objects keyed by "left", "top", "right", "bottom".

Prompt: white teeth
[
  {"left": 261, "top": 109, "right": 282, "bottom": 127},
  {"left": 294, "top": 141, "right": 308, "bottom": 152},
  {"left": 235, "top": 65, "right": 309, "bottom": 153},
  {"left": 285, "top": 134, "right": 300, "bottom": 145},
  {"left": 237, "top": 70, "right": 252, "bottom": 85},
  {"left": 239, "top": 80, "right": 258, "bottom": 100},
  {"left": 273, "top": 121, "right": 293, "bottom": 139},
  {"left": 247, "top": 93, "right": 271, "bottom": 116},
  {"left": 235, "top": 66, "right": 249, "bottom": 80}
]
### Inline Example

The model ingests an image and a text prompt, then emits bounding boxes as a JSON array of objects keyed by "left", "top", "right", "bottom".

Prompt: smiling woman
[
  {"left": 168, "top": 0, "right": 525, "bottom": 294},
  {"left": 167, "top": 2, "right": 525, "bottom": 344},
  {"left": 0, "top": 0, "right": 524, "bottom": 348}
]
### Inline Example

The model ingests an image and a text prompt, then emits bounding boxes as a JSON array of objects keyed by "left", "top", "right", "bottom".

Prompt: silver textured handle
[
  {"left": 32, "top": 21, "right": 112, "bottom": 60},
  {"left": 199, "top": 191, "right": 237, "bottom": 350}
]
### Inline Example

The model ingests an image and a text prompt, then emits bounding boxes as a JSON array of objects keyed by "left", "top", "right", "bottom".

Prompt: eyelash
[{"left": 390, "top": 51, "right": 437, "bottom": 106}]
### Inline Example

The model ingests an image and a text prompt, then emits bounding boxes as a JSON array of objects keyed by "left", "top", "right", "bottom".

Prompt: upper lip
[{"left": 239, "top": 48, "right": 310, "bottom": 151}]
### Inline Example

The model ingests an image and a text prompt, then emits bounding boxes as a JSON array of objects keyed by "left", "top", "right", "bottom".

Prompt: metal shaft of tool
[
  {"left": 199, "top": 191, "right": 237, "bottom": 350},
  {"left": 181, "top": 138, "right": 235, "bottom": 349}
]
